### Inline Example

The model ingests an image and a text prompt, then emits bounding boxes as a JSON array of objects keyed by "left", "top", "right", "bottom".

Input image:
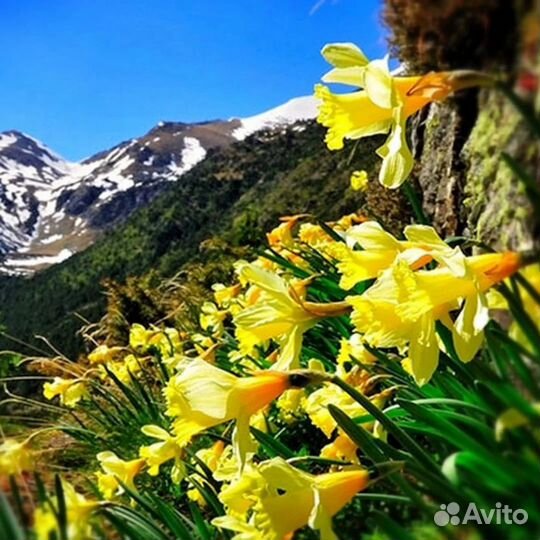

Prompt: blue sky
[{"left": 0, "top": 0, "right": 386, "bottom": 160}]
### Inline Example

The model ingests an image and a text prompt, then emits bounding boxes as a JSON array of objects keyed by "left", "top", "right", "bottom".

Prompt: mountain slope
[
  {"left": 0, "top": 120, "right": 408, "bottom": 357},
  {"left": 0, "top": 96, "right": 318, "bottom": 274}
]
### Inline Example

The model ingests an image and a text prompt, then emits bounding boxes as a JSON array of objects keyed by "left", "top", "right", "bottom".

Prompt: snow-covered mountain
[{"left": 0, "top": 96, "right": 318, "bottom": 274}]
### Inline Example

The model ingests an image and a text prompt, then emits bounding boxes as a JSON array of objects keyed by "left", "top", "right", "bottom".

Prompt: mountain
[
  {"left": 0, "top": 118, "right": 406, "bottom": 357},
  {"left": 0, "top": 96, "right": 318, "bottom": 274}
]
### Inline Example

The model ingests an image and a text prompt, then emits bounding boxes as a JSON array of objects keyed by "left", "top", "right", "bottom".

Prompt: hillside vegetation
[{"left": 0, "top": 122, "right": 406, "bottom": 357}]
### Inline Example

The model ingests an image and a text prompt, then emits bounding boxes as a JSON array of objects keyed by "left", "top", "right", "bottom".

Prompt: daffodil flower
[
  {"left": 0, "top": 438, "right": 34, "bottom": 475},
  {"left": 336, "top": 333, "right": 376, "bottom": 370},
  {"left": 104, "top": 354, "right": 145, "bottom": 384},
  {"left": 495, "top": 402, "right": 540, "bottom": 441},
  {"left": 333, "top": 220, "right": 465, "bottom": 289},
  {"left": 315, "top": 42, "right": 493, "bottom": 188},
  {"left": 165, "top": 358, "right": 322, "bottom": 468},
  {"left": 213, "top": 457, "right": 369, "bottom": 540},
  {"left": 234, "top": 263, "right": 350, "bottom": 370},
  {"left": 34, "top": 481, "right": 98, "bottom": 540},
  {"left": 200, "top": 301, "right": 228, "bottom": 337},
  {"left": 96, "top": 451, "right": 146, "bottom": 498},
  {"left": 304, "top": 368, "right": 391, "bottom": 440},
  {"left": 348, "top": 251, "right": 521, "bottom": 385},
  {"left": 88, "top": 344, "right": 123, "bottom": 365},
  {"left": 320, "top": 433, "right": 360, "bottom": 464},
  {"left": 43, "top": 377, "right": 87, "bottom": 407},
  {"left": 213, "top": 282, "right": 242, "bottom": 308},
  {"left": 129, "top": 323, "right": 183, "bottom": 356},
  {"left": 350, "top": 169, "right": 369, "bottom": 191},
  {"left": 139, "top": 425, "right": 185, "bottom": 482}
]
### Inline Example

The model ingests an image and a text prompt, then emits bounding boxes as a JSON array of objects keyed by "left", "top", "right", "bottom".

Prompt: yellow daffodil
[
  {"left": 35, "top": 481, "right": 98, "bottom": 540},
  {"left": 88, "top": 344, "right": 123, "bottom": 365},
  {"left": 214, "top": 457, "right": 369, "bottom": 540},
  {"left": 336, "top": 333, "right": 376, "bottom": 371},
  {"left": 129, "top": 323, "right": 183, "bottom": 356},
  {"left": 266, "top": 215, "right": 310, "bottom": 249},
  {"left": 315, "top": 42, "right": 493, "bottom": 188},
  {"left": 298, "top": 222, "right": 332, "bottom": 248},
  {"left": 97, "top": 472, "right": 120, "bottom": 500},
  {"left": 234, "top": 263, "right": 349, "bottom": 370},
  {"left": 0, "top": 438, "right": 34, "bottom": 475},
  {"left": 165, "top": 358, "right": 320, "bottom": 467},
  {"left": 43, "top": 377, "right": 86, "bottom": 407},
  {"left": 34, "top": 507, "right": 57, "bottom": 540},
  {"left": 96, "top": 451, "right": 145, "bottom": 497},
  {"left": 213, "top": 282, "right": 242, "bottom": 308},
  {"left": 104, "top": 354, "right": 145, "bottom": 384},
  {"left": 200, "top": 301, "right": 228, "bottom": 337},
  {"left": 139, "top": 425, "right": 185, "bottom": 482},
  {"left": 276, "top": 388, "right": 305, "bottom": 423},
  {"left": 304, "top": 371, "right": 390, "bottom": 438},
  {"left": 349, "top": 251, "right": 521, "bottom": 385},
  {"left": 350, "top": 169, "right": 369, "bottom": 191},
  {"left": 333, "top": 220, "right": 465, "bottom": 290},
  {"left": 266, "top": 220, "right": 295, "bottom": 249},
  {"left": 191, "top": 332, "right": 217, "bottom": 360},
  {"left": 495, "top": 402, "right": 540, "bottom": 441},
  {"left": 320, "top": 433, "right": 359, "bottom": 464}
]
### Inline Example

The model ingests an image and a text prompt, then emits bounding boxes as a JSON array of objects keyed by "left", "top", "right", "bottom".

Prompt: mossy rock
[{"left": 461, "top": 90, "right": 538, "bottom": 250}]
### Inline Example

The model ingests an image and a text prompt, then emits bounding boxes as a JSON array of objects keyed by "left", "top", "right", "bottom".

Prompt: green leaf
[
  {"left": 103, "top": 505, "right": 169, "bottom": 540},
  {"left": 368, "top": 510, "right": 416, "bottom": 540},
  {"left": 330, "top": 376, "right": 441, "bottom": 475},
  {"left": 0, "top": 490, "right": 25, "bottom": 540},
  {"left": 54, "top": 475, "right": 68, "bottom": 540},
  {"left": 251, "top": 427, "right": 295, "bottom": 459}
]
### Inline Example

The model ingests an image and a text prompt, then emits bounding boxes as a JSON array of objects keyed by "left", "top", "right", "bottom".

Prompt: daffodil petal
[
  {"left": 408, "top": 314, "right": 439, "bottom": 386},
  {"left": 363, "top": 57, "right": 396, "bottom": 109},
  {"left": 321, "top": 42, "right": 369, "bottom": 68},
  {"left": 322, "top": 66, "right": 365, "bottom": 87},
  {"left": 376, "top": 107, "right": 414, "bottom": 188}
]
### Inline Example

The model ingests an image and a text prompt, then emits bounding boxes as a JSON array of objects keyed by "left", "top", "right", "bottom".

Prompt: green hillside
[{"left": 0, "top": 122, "right": 408, "bottom": 357}]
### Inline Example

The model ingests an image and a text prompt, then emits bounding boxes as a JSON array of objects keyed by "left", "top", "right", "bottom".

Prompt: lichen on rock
[{"left": 461, "top": 90, "right": 538, "bottom": 251}]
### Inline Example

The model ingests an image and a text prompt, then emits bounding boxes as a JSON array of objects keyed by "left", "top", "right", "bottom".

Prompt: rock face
[
  {"left": 385, "top": 0, "right": 539, "bottom": 251},
  {"left": 0, "top": 96, "right": 319, "bottom": 274}
]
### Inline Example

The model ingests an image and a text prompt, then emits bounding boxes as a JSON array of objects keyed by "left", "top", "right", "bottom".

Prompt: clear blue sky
[{"left": 0, "top": 0, "right": 386, "bottom": 160}]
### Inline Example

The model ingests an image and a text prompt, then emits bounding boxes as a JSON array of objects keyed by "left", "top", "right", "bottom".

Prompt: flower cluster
[
  {"left": 23, "top": 211, "right": 524, "bottom": 538},
  {"left": 3, "top": 39, "right": 539, "bottom": 540}
]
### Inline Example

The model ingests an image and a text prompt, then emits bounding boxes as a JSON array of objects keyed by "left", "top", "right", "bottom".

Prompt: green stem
[{"left": 401, "top": 182, "right": 428, "bottom": 225}]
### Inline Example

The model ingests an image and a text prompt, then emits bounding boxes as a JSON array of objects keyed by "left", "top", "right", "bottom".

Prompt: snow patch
[
  {"left": 167, "top": 137, "right": 206, "bottom": 179},
  {"left": 2, "top": 248, "right": 74, "bottom": 270},
  {"left": 0, "top": 133, "right": 18, "bottom": 151},
  {"left": 232, "top": 96, "right": 318, "bottom": 140}
]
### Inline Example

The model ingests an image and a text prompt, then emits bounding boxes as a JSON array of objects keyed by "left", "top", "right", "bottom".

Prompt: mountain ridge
[{"left": 0, "top": 96, "right": 318, "bottom": 274}]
